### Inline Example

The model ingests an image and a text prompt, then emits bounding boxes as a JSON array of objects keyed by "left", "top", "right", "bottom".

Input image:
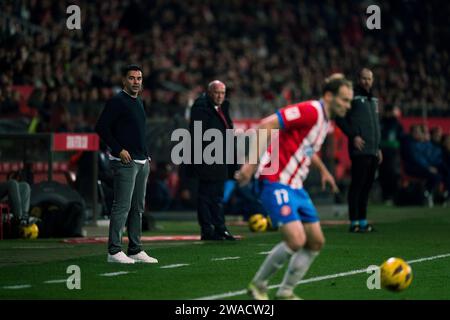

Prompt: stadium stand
[
  {"left": 1, "top": 0, "right": 449, "bottom": 123},
  {"left": 0, "top": 0, "right": 449, "bottom": 208}
]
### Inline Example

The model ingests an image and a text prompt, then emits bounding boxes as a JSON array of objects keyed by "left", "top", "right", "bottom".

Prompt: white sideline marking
[
  {"left": 44, "top": 279, "right": 67, "bottom": 284},
  {"left": 99, "top": 271, "right": 134, "bottom": 277},
  {"left": 160, "top": 264, "right": 189, "bottom": 269},
  {"left": 407, "top": 253, "right": 450, "bottom": 264},
  {"left": 12, "top": 246, "right": 74, "bottom": 249},
  {"left": 258, "top": 251, "right": 271, "bottom": 255},
  {"left": 2, "top": 285, "right": 32, "bottom": 289},
  {"left": 211, "top": 257, "right": 240, "bottom": 261},
  {"left": 195, "top": 252, "right": 450, "bottom": 300}
]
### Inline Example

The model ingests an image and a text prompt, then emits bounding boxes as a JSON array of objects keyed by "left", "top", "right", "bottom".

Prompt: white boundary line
[
  {"left": 160, "top": 264, "right": 190, "bottom": 269},
  {"left": 195, "top": 253, "right": 450, "bottom": 300},
  {"left": 12, "top": 246, "right": 74, "bottom": 249},
  {"left": 99, "top": 271, "right": 134, "bottom": 277},
  {"left": 211, "top": 257, "right": 240, "bottom": 261},
  {"left": 44, "top": 279, "right": 67, "bottom": 284},
  {"left": 2, "top": 284, "right": 32, "bottom": 289}
]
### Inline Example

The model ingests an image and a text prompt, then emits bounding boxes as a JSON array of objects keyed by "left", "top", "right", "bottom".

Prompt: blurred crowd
[
  {"left": 1, "top": 0, "right": 449, "bottom": 130},
  {"left": 1, "top": 0, "right": 449, "bottom": 210},
  {"left": 401, "top": 124, "right": 450, "bottom": 205},
  {"left": 378, "top": 104, "right": 450, "bottom": 206}
]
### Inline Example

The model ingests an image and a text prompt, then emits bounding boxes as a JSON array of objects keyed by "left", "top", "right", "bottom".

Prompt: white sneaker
[
  {"left": 128, "top": 251, "right": 158, "bottom": 264},
  {"left": 247, "top": 282, "right": 269, "bottom": 300},
  {"left": 107, "top": 251, "right": 135, "bottom": 264}
]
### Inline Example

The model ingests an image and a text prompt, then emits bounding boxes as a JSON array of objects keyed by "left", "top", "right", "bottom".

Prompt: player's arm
[
  {"left": 234, "top": 113, "right": 280, "bottom": 186},
  {"left": 311, "top": 154, "right": 339, "bottom": 193}
]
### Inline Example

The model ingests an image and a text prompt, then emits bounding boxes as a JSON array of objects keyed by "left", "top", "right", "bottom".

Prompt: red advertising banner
[{"left": 53, "top": 133, "right": 99, "bottom": 151}]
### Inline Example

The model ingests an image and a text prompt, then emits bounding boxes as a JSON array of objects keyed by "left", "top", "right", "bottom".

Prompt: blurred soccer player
[{"left": 235, "top": 76, "right": 353, "bottom": 300}]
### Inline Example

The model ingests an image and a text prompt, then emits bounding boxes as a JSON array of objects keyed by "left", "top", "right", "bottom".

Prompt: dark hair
[
  {"left": 122, "top": 64, "right": 142, "bottom": 77},
  {"left": 322, "top": 77, "right": 352, "bottom": 95}
]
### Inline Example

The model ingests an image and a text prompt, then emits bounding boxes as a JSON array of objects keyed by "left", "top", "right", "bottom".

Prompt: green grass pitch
[{"left": 1, "top": 205, "right": 449, "bottom": 300}]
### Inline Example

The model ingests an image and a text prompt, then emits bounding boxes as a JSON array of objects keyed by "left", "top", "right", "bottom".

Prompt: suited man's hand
[{"left": 353, "top": 136, "right": 366, "bottom": 151}]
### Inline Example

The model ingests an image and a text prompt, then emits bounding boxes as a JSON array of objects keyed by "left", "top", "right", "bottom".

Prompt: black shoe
[
  {"left": 220, "top": 230, "right": 236, "bottom": 241},
  {"left": 358, "top": 224, "right": 375, "bottom": 233},
  {"left": 349, "top": 225, "right": 360, "bottom": 233},
  {"left": 201, "top": 233, "right": 225, "bottom": 241}
]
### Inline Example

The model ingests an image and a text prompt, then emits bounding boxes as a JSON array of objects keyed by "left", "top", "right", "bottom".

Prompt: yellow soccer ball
[
  {"left": 248, "top": 214, "right": 268, "bottom": 232},
  {"left": 20, "top": 223, "right": 39, "bottom": 240},
  {"left": 380, "top": 257, "right": 413, "bottom": 291}
]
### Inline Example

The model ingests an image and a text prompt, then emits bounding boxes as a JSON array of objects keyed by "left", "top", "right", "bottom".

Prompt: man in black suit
[{"left": 189, "top": 80, "right": 236, "bottom": 240}]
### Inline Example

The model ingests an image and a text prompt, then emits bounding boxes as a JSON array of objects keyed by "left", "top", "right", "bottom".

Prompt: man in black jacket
[
  {"left": 189, "top": 80, "right": 236, "bottom": 240},
  {"left": 96, "top": 64, "right": 158, "bottom": 263},
  {"left": 336, "top": 68, "right": 382, "bottom": 232}
]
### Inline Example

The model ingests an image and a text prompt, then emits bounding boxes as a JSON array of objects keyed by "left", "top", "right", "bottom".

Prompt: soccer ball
[
  {"left": 380, "top": 257, "right": 413, "bottom": 291},
  {"left": 19, "top": 223, "right": 39, "bottom": 239},
  {"left": 248, "top": 214, "right": 268, "bottom": 232}
]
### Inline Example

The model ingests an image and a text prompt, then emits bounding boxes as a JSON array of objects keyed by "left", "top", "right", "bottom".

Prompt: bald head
[
  {"left": 359, "top": 68, "right": 373, "bottom": 92},
  {"left": 207, "top": 80, "right": 226, "bottom": 106}
]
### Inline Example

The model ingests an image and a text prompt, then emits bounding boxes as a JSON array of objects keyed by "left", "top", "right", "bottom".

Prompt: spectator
[
  {"left": 1, "top": 1, "right": 449, "bottom": 121},
  {"left": 423, "top": 126, "right": 443, "bottom": 171},
  {"left": 401, "top": 124, "right": 442, "bottom": 206},
  {"left": 379, "top": 104, "right": 404, "bottom": 204},
  {"left": 430, "top": 127, "right": 443, "bottom": 147},
  {"left": 0, "top": 79, "right": 20, "bottom": 116},
  {"left": 440, "top": 134, "right": 450, "bottom": 201}
]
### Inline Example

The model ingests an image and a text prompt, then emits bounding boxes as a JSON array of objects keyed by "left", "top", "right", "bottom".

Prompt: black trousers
[
  {"left": 348, "top": 155, "right": 378, "bottom": 221},
  {"left": 378, "top": 148, "right": 400, "bottom": 201},
  {"left": 197, "top": 180, "right": 226, "bottom": 236}
]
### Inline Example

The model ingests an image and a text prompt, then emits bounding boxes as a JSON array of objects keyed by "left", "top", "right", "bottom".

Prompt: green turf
[{"left": 0, "top": 205, "right": 449, "bottom": 300}]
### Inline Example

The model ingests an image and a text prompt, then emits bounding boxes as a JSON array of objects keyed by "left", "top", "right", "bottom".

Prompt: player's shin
[
  {"left": 276, "top": 248, "right": 320, "bottom": 298},
  {"left": 252, "top": 241, "right": 294, "bottom": 288}
]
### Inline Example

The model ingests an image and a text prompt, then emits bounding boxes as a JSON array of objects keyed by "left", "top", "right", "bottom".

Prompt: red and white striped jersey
[{"left": 257, "top": 100, "right": 330, "bottom": 189}]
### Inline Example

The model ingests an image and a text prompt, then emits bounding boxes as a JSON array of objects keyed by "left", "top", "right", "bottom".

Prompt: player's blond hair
[{"left": 322, "top": 74, "right": 352, "bottom": 95}]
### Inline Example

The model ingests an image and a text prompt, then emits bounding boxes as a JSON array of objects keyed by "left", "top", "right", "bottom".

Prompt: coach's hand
[
  {"left": 377, "top": 149, "right": 383, "bottom": 165},
  {"left": 234, "top": 164, "right": 256, "bottom": 187},
  {"left": 119, "top": 149, "right": 132, "bottom": 164},
  {"left": 353, "top": 136, "right": 365, "bottom": 151},
  {"left": 321, "top": 170, "right": 340, "bottom": 194}
]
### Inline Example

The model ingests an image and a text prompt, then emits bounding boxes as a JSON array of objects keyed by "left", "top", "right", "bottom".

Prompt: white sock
[
  {"left": 277, "top": 248, "right": 319, "bottom": 297},
  {"left": 252, "top": 242, "right": 294, "bottom": 288}
]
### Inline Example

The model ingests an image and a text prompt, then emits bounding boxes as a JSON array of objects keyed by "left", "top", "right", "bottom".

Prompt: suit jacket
[{"left": 188, "top": 93, "right": 236, "bottom": 181}]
